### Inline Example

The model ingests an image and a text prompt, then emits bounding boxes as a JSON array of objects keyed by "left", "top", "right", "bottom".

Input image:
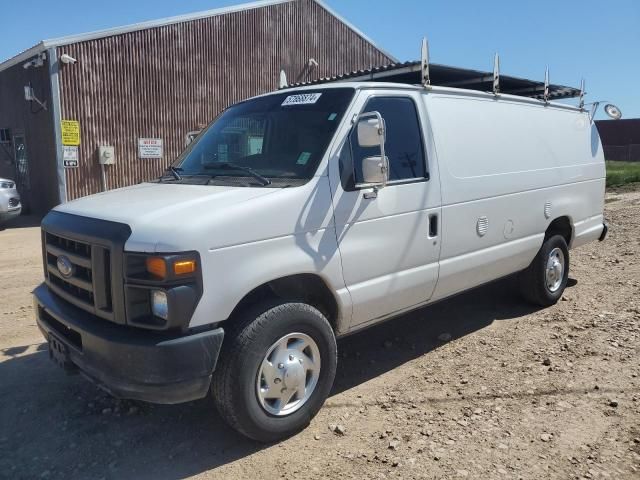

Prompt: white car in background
[{"left": 0, "top": 178, "right": 21, "bottom": 224}]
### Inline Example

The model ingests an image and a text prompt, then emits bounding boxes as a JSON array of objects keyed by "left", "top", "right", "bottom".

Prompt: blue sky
[{"left": 2, "top": 0, "right": 638, "bottom": 118}]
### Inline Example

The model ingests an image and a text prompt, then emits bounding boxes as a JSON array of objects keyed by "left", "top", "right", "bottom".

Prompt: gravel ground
[{"left": 0, "top": 188, "right": 638, "bottom": 480}]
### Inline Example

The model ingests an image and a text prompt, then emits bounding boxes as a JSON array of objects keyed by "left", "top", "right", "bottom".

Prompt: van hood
[{"left": 55, "top": 182, "right": 278, "bottom": 226}]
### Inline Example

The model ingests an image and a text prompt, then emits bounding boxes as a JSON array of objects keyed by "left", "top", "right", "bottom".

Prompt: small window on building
[
  {"left": 349, "top": 97, "right": 426, "bottom": 184},
  {"left": 0, "top": 129, "right": 11, "bottom": 143}
]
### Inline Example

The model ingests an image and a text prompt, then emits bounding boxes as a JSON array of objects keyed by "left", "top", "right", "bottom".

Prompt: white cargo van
[{"left": 34, "top": 80, "right": 608, "bottom": 441}]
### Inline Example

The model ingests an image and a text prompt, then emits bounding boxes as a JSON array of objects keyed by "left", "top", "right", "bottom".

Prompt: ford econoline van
[{"left": 34, "top": 82, "right": 607, "bottom": 441}]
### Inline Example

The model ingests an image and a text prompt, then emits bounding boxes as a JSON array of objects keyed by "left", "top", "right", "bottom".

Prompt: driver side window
[{"left": 342, "top": 96, "right": 427, "bottom": 189}]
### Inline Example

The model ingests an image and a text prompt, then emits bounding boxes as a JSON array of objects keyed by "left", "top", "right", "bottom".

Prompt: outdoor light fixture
[
  {"left": 22, "top": 53, "right": 46, "bottom": 69},
  {"left": 24, "top": 85, "right": 47, "bottom": 110},
  {"left": 60, "top": 54, "right": 77, "bottom": 64}
]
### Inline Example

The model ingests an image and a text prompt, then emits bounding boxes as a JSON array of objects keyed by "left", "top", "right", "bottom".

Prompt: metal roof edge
[
  {"left": 40, "top": 0, "right": 295, "bottom": 48},
  {"left": 0, "top": 42, "right": 47, "bottom": 74},
  {"left": 0, "top": 0, "right": 398, "bottom": 74},
  {"left": 310, "top": 0, "right": 399, "bottom": 63},
  {"left": 0, "top": 0, "right": 294, "bottom": 73}
]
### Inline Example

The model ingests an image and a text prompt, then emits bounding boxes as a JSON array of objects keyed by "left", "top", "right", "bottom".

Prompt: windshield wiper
[
  {"left": 165, "top": 166, "right": 182, "bottom": 181},
  {"left": 203, "top": 162, "right": 271, "bottom": 186}
]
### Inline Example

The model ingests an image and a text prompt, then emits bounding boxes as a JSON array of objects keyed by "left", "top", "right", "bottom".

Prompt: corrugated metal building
[{"left": 0, "top": 0, "right": 394, "bottom": 214}]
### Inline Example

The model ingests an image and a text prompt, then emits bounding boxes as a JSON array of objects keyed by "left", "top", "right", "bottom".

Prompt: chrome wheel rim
[
  {"left": 256, "top": 332, "right": 321, "bottom": 416},
  {"left": 545, "top": 247, "right": 565, "bottom": 293}
]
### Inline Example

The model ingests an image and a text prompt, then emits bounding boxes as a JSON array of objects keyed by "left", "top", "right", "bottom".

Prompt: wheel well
[
  {"left": 229, "top": 274, "right": 339, "bottom": 331},
  {"left": 546, "top": 216, "right": 573, "bottom": 245}
]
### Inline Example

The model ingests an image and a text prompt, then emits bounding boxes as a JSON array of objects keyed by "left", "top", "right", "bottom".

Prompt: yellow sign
[{"left": 61, "top": 120, "right": 80, "bottom": 146}]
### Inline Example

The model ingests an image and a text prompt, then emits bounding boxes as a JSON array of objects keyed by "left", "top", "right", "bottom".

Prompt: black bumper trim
[
  {"left": 599, "top": 222, "right": 608, "bottom": 242},
  {"left": 34, "top": 283, "right": 224, "bottom": 404}
]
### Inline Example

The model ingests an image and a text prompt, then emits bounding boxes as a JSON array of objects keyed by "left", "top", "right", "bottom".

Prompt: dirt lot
[{"left": 1, "top": 189, "right": 639, "bottom": 480}]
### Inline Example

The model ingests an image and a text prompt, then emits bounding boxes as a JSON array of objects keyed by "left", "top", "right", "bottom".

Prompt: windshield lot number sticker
[{"left": 282, "top": 93, "right": 322, "bottom": 106}]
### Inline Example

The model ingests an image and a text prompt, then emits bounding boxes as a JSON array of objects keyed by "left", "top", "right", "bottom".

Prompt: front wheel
[
  {"left": 212, "top": 301, "right": 337, "bottom": 442},
  {"left": 519, "top": 234, "right": 570, "bottom": 306}
]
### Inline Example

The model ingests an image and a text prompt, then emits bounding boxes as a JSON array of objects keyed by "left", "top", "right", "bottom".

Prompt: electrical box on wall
[{"left": 98, "top": 146, "right": 115, "bottom": 165}]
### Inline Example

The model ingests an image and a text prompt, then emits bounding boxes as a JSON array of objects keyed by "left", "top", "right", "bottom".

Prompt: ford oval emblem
[{"left": 57, "top": 256, "right": 74, "bottom": 278}]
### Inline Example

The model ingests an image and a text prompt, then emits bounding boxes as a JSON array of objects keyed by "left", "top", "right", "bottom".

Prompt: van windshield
[{"left": 173, "top": 88, "right": 355, "bottom": 186}]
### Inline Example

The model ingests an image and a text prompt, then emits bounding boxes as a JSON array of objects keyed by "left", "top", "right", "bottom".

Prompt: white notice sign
[
  {"left": 281, "top": 93, "right": 322, "bottom": 106},
  {"left": 62, "top": 145, "right": 78, "bottom": 167},
  {"left": 138, "top": 138, "right": 163, "bottom": 159}
]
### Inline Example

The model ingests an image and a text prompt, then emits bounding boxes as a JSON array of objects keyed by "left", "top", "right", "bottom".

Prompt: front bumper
[
  {"left": 34, "top": 283, "right": 224, "bottom": 404},
  {"left": 0, "top": 206, "right": 21, "bottom": 223}
]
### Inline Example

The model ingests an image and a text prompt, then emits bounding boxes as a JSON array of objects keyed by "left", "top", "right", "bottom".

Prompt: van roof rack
[
  {"left": 282, "top": 39, "right": 581, "bottom": 101},
  {"left": 283, "top": 61, "right": 580, "bottom": 100}
]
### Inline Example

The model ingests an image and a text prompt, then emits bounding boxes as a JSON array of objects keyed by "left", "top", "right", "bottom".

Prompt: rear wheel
[
  {"left": 212, "top": 301, "right": 337, "bottom": 442},
  {"left": 519, "top": 234, "right": 569, "bottom": 306}
]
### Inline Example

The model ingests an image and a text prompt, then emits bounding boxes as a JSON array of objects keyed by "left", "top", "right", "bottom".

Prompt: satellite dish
[{"left": 604, "top": 104, "right": 622, "bottom": 120}]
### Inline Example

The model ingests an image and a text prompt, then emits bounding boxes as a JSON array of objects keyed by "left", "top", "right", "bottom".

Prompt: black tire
[
  {"left": 212, "top": 301, "right": 337, "bottom": 442},
  {"left": 519, "top": 234, "right": 570, "bottom": 307}
]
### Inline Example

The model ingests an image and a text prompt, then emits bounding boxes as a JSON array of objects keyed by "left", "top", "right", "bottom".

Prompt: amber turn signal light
[
  {"left": 145, "top": 257, "right": 167, "bottom": 279},
  {"left": 173, "top": 259, "right": 196, "bottom": 275}
]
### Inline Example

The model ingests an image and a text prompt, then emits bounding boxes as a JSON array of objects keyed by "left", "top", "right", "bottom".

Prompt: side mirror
[
  {"left": 355, "top": 111, "right": 388, "bottom": 188},
  {"left": 361, "top": 155, "right": 389, "bottom": 185},
  {"left": 357, "top": 114, "right": 385, "bottom": 147}
]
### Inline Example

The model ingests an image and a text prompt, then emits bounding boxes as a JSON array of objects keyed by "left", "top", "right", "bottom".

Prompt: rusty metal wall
[
  {"left": 596, "top": 119, "right": 640, "bottom": 162},
  {"left": 57, "top": 0, "right": 392, "bottom": 200},
  {"left": 0, "top": 58, "right": 58, "bottom": 213}
]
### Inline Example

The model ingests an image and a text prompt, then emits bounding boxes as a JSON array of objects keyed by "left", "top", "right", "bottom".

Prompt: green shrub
[{"left": 606, "top": 161, "right": 640, "bottom": 187}]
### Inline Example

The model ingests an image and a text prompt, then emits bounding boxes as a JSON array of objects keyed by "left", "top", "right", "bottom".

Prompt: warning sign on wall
[
  {"left": 138, "top": 138, "right": 163, "bottom": 159},
  {"left": 62, "top": 146, "right": 78, "bottom": 167},
  {"left": 61, "top": 120, "right": 80, "bottom": 146}
]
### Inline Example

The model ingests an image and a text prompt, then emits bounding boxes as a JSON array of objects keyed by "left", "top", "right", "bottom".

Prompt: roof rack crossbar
[
  {"left": 282, "top": 47, "right": 581, "bottom": 101},
  {"left": 441, "top": 74, "right": 493, "bottom": 88},
  {"left": 506, "top": 85, "right": 547, "bottom": 94}
]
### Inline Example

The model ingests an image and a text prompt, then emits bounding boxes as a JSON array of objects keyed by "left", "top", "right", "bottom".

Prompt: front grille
[
  {"left": 8, "top": 198, "right": 19, "bottom": 208},
  {"left": 44, "top": 231, "right": 113, "bottom": 319}
]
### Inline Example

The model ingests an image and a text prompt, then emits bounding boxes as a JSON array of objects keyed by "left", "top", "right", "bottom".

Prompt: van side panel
[
  {"left": 178, "top": 177, "right": 350, "bottom": 331},
  {"left": 426, "top": 94, "right": 605, "bottom": 301}
]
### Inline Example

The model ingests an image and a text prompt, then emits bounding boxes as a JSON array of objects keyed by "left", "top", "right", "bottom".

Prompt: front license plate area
[{"left": 48, "top": 334, "right": 76, "bottom": 372}]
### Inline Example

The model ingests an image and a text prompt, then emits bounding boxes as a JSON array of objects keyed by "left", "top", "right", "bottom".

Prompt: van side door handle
[{"left": 428, "top": 213, "right": 438, "bottom": 237}]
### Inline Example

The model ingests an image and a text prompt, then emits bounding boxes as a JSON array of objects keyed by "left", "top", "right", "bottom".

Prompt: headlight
[
  {"left": 145, "top": 256, "right": 197, "bottom": 280},
  {"left": 150, "top": 290, "right": 169, "bottom": 320},
  {"left": 124, "top": 251, "right": 202, "bottom": 330}
]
